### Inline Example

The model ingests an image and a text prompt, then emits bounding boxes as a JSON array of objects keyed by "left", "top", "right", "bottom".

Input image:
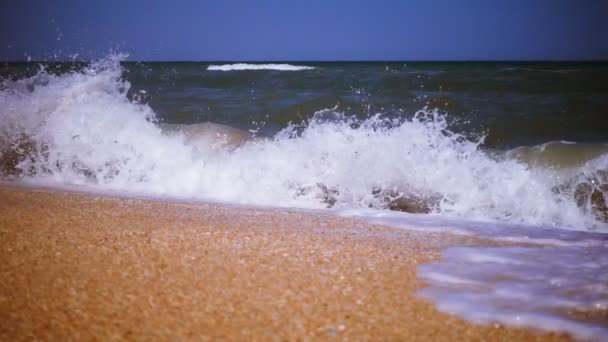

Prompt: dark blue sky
[{"left": 1, "top": 0, "right": 606, "bottom": 61}]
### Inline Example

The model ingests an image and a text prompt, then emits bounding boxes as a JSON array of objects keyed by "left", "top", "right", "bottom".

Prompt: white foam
[
  {"left": 339, "top": 208, "right": 608, "bottom": 244},
  {"left": 418, "top": 244, "right": 608, "bottom": 341},
  {"left": 335, "top": 160, "right": 608, "bottom": 341},
  {"left": 1, "top": 57, "right": 607, "bottom": 231},
  {"left": 207, "top": 63, "right": 315, "bottom": 71}
]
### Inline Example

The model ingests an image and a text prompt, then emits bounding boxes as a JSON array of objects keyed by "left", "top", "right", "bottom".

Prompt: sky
[{"left": 0, "top": 0, "right": 606, "bottom": 61}]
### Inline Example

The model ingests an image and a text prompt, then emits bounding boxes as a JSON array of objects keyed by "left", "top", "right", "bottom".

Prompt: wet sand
[{"left": 0, "top": 185, "right": 573, "bottom": 341}]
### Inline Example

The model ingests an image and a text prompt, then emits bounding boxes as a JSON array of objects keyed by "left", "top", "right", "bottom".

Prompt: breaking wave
[
  {"left": 207, "top": 63, "right": 315, "bottom": 71},
  {"left": 1, "top": 56, "right": 607, "bottom": 231}
]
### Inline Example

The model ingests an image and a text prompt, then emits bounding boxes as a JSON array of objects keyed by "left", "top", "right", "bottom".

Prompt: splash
[{"left": 0, "top": 56, "right": 607, "bottom": 231}]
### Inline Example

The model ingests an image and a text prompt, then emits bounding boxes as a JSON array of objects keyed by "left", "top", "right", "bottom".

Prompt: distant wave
[{"left": 207, "top": 63, "right": 315, "bottom": 71}]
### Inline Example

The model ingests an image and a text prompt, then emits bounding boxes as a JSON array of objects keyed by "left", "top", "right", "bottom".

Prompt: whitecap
[{"left": 207, "top": 63, "right": 315, "bottom": 71}]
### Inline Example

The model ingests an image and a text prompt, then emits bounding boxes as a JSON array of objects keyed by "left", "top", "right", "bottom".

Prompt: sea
[{"left": 1, "top": 55, "right": 607, "bottom": 340}]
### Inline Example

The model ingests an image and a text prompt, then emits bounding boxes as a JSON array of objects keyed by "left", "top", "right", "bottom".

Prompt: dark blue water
[
  {"left": 132, "top": 61, "right": 608, "bottom": 148},
  {"left": 3, "top": 61, "right": 607, "bottom": 148}
]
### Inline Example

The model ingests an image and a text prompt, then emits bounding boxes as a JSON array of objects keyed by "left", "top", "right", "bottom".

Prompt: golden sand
[{"left": 0, "top": 185, "right": 573, "bottom": 341}]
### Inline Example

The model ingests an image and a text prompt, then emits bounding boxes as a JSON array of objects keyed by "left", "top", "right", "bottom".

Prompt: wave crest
[
  {"left": 207, "top": 63, "right": 315, "bottom": 71},
  {"left": 1, "top": 56, "right": 607, "bottom": 230}
]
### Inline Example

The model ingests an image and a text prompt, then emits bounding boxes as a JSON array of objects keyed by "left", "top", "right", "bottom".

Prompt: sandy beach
[{"left": 0, "top": 185, "right": 573, "bottom": 341}]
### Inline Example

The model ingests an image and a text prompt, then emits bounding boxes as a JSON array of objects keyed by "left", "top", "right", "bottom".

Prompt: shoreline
[{"left": 0, "top": 185, "right": 573, "bottom": 340}]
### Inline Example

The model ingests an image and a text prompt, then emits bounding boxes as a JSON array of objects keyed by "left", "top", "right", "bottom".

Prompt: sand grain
[{"left": 0, "top": 186, "right": 573, "bottom": 341}]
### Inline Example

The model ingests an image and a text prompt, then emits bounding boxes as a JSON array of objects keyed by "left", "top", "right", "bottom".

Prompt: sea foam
[
  {"left": 339, "top": 208, "right": 608, "bottom": 341},
  {"left": 1, "top": 56, "right": 607, "bottom": 231},
  {"left": 418, "top": 244, "right": 608, "bottom": 341}
]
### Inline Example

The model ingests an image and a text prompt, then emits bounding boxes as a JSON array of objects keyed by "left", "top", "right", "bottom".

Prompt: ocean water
[{"left": 1, "top": 56, "right": 607, "bottom": 339}]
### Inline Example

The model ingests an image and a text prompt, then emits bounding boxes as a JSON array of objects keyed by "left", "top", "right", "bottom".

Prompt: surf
[{"left": 1, "top": 57, "right": 608, "bottom": 231}]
